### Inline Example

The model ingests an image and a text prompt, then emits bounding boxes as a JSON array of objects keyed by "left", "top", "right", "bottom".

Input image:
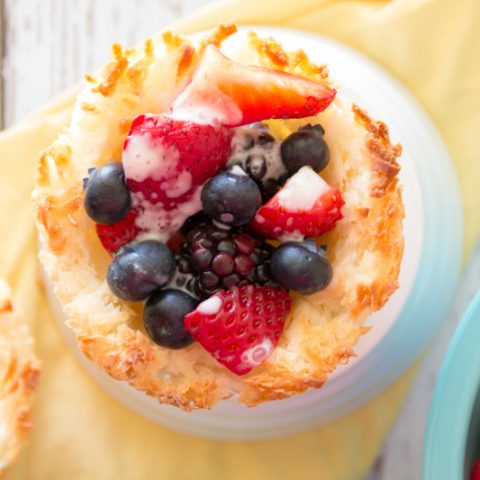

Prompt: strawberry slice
[
  {"left": 184, "top": 285, "right": 291, "bottom": 375},
  {"left": 250, "top": 166, "right": 344, "bottom": 240},
  {"left": 96, "top": 210, "right": 140, "bottom": 254},
  {"left": 123, "top": 114, "right": 233, "bottom": 206},
  {"left": 120, "top": 114, "right": 233, "bottom": 242},
  {"left": 171, "top": 45, "right": 336, "bottom": 128}
]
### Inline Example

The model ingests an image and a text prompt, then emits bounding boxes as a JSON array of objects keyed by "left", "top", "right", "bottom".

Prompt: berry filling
[
  {"left": 82, "top": 46, "right": 344, "bottom": 375},
  {"left": 170, "top": 220, "right": 278, "bottom": 300}
]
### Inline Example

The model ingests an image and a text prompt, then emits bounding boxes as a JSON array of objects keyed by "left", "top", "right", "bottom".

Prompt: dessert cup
[
  {"left": 38, "top": 27, "right": 461, "bottom": 439},
  {"left": 0, "top": 280, "right": 40, "bottom": 470}
]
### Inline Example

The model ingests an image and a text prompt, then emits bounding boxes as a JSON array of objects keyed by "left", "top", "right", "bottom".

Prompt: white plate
[{"left": 47, "top": 26, "right": 462, "bottom": 440}]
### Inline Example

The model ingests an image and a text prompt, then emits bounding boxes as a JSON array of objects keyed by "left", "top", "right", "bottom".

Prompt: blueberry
[
  {"left": 201, "top": 167, "right": 262, "bottom": 227},
  {"left": 84, "top": 162, "right": 131, "bottom": 225},
  {"left": 300, "top": 123, "right": 325, "bottom": 135},
  {"left": 107, "top": 240, "right": 175, "bottom": 301},
  {"left": 280, "top": 125, "right": 329, "bottom": 175},
  {"left": 143, "top": 289, "right": 197, "bottom": 349},
  {"left": 271, "top": 242, "right": 333, "bottom": 294},
  {"left": 300, "top": 238, "right": 319, "bottom": 254},
  {"left": 83, "top": 167, "right": 97, "bottom": 190}
]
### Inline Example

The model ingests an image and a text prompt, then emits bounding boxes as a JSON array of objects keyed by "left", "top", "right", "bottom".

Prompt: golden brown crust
[
  {"left": 352, "top": 104, "right": 402, "bottom": 198},
  {"left": 0, "top": 280, "right": 40, "bottom": 473},
  {"left": 34, "top": 26, "right": 403, "bottom": 409},
  {"left": 248, "top": 32, "right": 330, "bottom": 80}
]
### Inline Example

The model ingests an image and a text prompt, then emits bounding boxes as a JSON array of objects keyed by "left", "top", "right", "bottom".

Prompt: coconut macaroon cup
[
  {"left": 0, "top": 280, "right": 40, "bottom": 473},
  {"left": 34, "top": 25, "right": 403, "bottom": 410}
]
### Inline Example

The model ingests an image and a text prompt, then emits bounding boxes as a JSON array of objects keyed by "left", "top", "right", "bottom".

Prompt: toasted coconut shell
[
  {"left": 34, "top": 25, "right": 403, "bottom": 409},
  {"left": 0, "top": 280, "right": 40, "bottom": 472}
]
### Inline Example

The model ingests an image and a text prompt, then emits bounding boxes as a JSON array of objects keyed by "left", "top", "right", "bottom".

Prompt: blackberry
[
  {"left": 228, "top": 124, "right": 288, "bottom": 202},
  {"left": 170, "top": 221, "right": 279, "bottom": 299}
]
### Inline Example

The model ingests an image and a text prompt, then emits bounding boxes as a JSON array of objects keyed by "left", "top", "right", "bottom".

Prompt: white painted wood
[
  {"left": 1, "top": 2, "right": 479, "bottom": 478},
  {"left": 2, "top": 0, "right": 214, "bottom": 127}
]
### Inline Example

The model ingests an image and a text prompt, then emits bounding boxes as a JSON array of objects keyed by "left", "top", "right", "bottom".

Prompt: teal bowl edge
[{"left": 424, "top": 291, "right": 480, "bottom": 480}]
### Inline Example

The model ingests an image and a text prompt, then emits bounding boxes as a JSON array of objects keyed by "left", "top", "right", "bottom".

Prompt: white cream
[
  {"left": 160, "top": 170, "right": 192, "bottom": 199},
  {"left": 135, "top": 231, "right": 165, "bottom": 242},
  {"left": 197, "top": 295, "right": 223, "bottom": 315},
  {"left": 240, "top": 338, "right": 274, "bottom": 369},
  {"left": 277, "top": 166, "right": 329, "bottom": 211},
  {"left": 123, "top": 134, "right": 180, "bottom": 182},
  {"left": 229, "top": 164, "right": 247, "bottom": 176},
  {"left": 132, "top": 186, "right": 203, "bottom": 241},
  {"left": 279, "top": 230, "right": 305, "bottom": 242},
  {"left": 171, "top": 91, "right": 243, "bottom": 126}
]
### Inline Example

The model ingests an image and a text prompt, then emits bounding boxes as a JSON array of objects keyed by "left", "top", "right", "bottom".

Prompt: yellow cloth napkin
[{"left": 2, "top": 0, "right": 479, "bottom": 478}]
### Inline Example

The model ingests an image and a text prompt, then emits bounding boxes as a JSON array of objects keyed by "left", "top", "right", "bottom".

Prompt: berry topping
[
  {"left": 472, "top": 458, "right": 480, "bottom": 480},
  {"left": 96, "top": 210, "right": 140, "bottom": 254},
  {"left": 201, "top": 167, "right": 262, "bottom": 227},
  {"left": 171, "top": 45, "right": 336, "bottom": 128},
  {"left": 84, "top": 162, "right": 131, "bottom": 225},
  {"left": 122, "top": 114, "right": 233, "bottom": 240},
  {"left": 171, "top": 220, "right": 278, "bottom": 299},
  {"left": 228, "top": 124, "right": 288, "bottom": 202},
  {"left": 107, "top": 240, "right": 175, "bottom": 301},
  {"left": 281, "top": 124, "right": 330, "bottom": 175},
  {"left": 271, "top": 242, "right": 333, "bottom": 294},
  {"left": 250, "top": 166, "right": 344, "bottom": 240},
  {"left": 184, "top": 285, "right": 291, "bottom": 375},
  {"left": 143, "top": 289, "right": 198, "bottom": 349}
]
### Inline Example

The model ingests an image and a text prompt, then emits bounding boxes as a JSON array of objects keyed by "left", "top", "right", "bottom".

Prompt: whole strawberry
[{"left": 184, "top": 285, "right": 291, "bottom": 375}]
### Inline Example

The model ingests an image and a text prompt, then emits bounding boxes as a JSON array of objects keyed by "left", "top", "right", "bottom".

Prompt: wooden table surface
[{"left": 1, "top": 1, "right": 478, "bottom": 479}]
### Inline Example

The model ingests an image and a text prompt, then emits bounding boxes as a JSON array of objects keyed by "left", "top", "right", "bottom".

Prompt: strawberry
[
  {"left": 171, "top": 45, "right": 336, "bottom": 128},
  {"left": 123, "top": 114, "right": 233, "bottom": 206},
  {"left": 250, "top": 166, "right": 344, "bottom": 240},
  {"left": 96, "top": 210, "right": 140, "bottom": 254},
  {"left": 184, "top": 286, "right": 291, "bottom": 375},
  {"left": 472, "top": 458, "right": 480, "bottom": 480},
  {"left": 116, "top": 114, "right": 234, "bottom": 244}
]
